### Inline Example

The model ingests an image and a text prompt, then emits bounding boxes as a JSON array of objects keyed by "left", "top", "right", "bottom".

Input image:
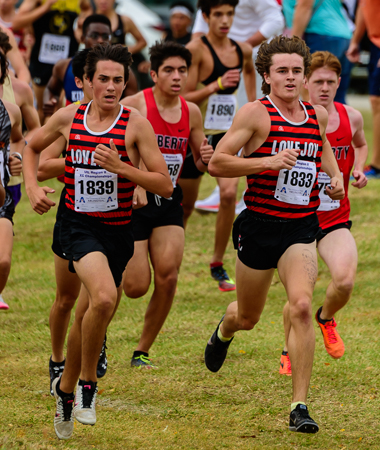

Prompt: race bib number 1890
[
  {"left": 275, "top": 160, "right": 316, "bottom": 205},
  {"left": 204, "top": 94, "right": 237, "bottom": 130},
  {"left": 75, "top": 168, "right": 118, "bottom": 212}
]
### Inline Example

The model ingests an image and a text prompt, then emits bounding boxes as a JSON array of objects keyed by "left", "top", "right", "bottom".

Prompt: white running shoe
[
  {"left": 195, "top": 186, "right": 220, "bottom": 212},
  {"left": 74, "top": 380, "right": 98, "bottom": 425},
  {"left": 52, "top": 378, "right": 74, "bottom": 440},
  {"left": 235, "top": 192, "right": 247, "bottom": 215},
  {"left": 0, "top": 294, "right": 9, "bottom": 310}
]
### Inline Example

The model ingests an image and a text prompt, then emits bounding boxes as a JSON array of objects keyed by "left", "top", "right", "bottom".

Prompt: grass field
[{"left": 1, "top": 109, "right": 379, "bottom": 449}]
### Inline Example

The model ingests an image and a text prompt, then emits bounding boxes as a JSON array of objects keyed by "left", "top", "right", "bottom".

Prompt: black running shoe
[
  {"left": 289, "top": 404, "right": 319, "bottom": 433},
  {"left": 49, "top": 357, "right": 65, "bottom": 396},
  {"left": 204, "top": 316, "right": 234, "bottom": 372},
  {"left": 97, "top": 334, "right": 107, "bottom": 378}
]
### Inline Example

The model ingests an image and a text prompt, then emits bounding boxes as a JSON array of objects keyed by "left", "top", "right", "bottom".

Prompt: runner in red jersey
[
  {"left": 121, "top": 41, "right": 213, "bottom": 368},
  {"left": 23, "top": 43, "right": 172, "bottom": 440},
  {"left": 203, "top": 36, "right": 345, "bottom": 434},
  {"left": 280, "top": 51, "right": 368, "bottom": 374}
]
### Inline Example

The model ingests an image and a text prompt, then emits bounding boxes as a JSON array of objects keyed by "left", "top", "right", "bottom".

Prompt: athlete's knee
[
  {"left": 91, "top": 290, "right": 117, "bottom": 316},
  {"left": 0, "top": 254, "right": 11, "bottom": 275},
  {"left": 53, "top": 293, "right": 77, "bottom": 315},
  {"left": 154, "top": 269, "right": 178, "bottom": 296},
  {"left": 238, "top": 313, "right": 260, "bottom": 331},
  {"left": 332, "top": 275, "right": 355, "bottom": 298},
  {"left": 289, "top": 297, "right": 313, "bottom": 324},
  {"left": 219, "top": 187, "right": 238, "bottom": 207},
  {"left": 124, "top": 277, "right": 150, "bottom": 299}
]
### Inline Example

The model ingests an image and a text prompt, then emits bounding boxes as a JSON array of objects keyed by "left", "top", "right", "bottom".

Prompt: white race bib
[
  {"left": 275, "top": 160, "right": 316, "bottom": 205},
  {"left": 204, "top": 94, "right": 237, "bottom": 130},
  {"left": 163, "top": 153, "right": 183, "bottom": 187},
  {"left": 74, "top": 168, "right": 118, "bottom": 212},
  {"left": 39, "top": 34, "right": 70, "bottom": 64},
  {"left": 317, "top": 171, "right": 341, "bottom": 211}
]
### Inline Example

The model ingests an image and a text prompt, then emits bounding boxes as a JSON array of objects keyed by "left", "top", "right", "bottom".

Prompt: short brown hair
[
  {"left": 308, "top": 51, "right": 341, "bottom": 79},
  {"left": 85, "top": 43, "right": 132, "bottom": 83},
  {"left": 255, "top": 35, "right": 311, "bottom": 95}
]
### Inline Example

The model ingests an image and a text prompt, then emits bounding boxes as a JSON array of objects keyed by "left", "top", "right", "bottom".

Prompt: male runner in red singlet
[
  {"left": 23, "top": 43, "right": 172, "bottom": 440},
  {"left": 183, "top": 0, "right": 256, "bottom": 292},
  {"left": 121, "top": 41, "right": 213, "bottom": 368},
  {"left": 279, "top": 51, "right": 368, "bottom": 375},
  {"left": 203, "top": 36, "right": 345, "bottom": 433}
]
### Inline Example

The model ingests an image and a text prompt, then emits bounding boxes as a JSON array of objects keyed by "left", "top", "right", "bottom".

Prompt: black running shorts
[
  {"left": 132, "top": 185, "right": 184, "bottom": 241},
  {"left": 232, "top": 209, "right": 321, "bottom": 270},
  {"left": 318, "top": 220, "right": 352, "bottom": 242},
  {"left": 59, "top": 206, "right": 134, "bottom": 287}
]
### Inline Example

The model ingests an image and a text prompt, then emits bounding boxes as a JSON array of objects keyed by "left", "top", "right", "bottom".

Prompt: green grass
[{"left": 1, "top": 120, "right": 380, "bottom": 449}]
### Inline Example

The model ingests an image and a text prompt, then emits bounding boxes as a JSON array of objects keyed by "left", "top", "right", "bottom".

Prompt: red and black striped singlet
[
  {"left": 244, "top": 96, "right": 323, "bottom": 219},
  {"left": 64, "top": 102, "right": 135, "bottom": 225}
]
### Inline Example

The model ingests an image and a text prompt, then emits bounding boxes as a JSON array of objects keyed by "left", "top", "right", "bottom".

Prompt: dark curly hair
[
  {"left": 255, "top": 35, "right": 311, "bottom": 95},
  {"left": 85, "top": 43, "right": 132, "bottom": 83}
]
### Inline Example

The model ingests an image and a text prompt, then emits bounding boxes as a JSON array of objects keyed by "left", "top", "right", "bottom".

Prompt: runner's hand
[
  {"left": 268, "top": 149, "right": 300, "bottom": 171},
  {"left": 346, "top": 42, "right": 360, "bottom": 63},
  {"left": 220, "top": 69, "right": 240, "bottom": 89},
  {"left": 351, "top": 169, "right": 367, "bottom": 189},
  {"left": 199, "top": 137, "right": 213, "bottom": 165},
  {"left": 43, "top": 98, "right": 58, "bottom": 117},
  {"left": 132, "top": 185, "right": 148, "bottom": 209},
  {"left": 326, "top": 176, "right": 345, "bottom": 200},
  {"left": 9, "top": 154, "right": 22, "bottom": 176},
  {"left": 94, "top": 139, "right": 123, "bottom": 174},
  {"left": 26, "top": 185, "right": 56, "bottom": 215}
]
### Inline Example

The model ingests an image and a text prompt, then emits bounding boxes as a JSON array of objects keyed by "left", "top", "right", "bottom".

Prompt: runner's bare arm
[
  {"left": 187, "top": 102, "right": 213, "bottom": 171},
  {"left": 209, "top": 102, "right": 299, "bottom": 177},
  {"left": 121, "top": 16, "right": 147, "bottom": 54},
  {"left": 94, "top": 114, "right": 172, "bottom": 198},
  {"left": 23, "top": 106, "right": 76, "bottom": 214},
  {"left": 37, "top": 136, "right": 67, "bottom": 181},
  {"left": 241, "top": 42, "right": 256, "bottom": 102},
  {"left": 315, "top": 105, "right": 344, "bottom": 199},
  {"left": 14, "top": 79, "right": 41, "bottom": 141},
  {"left": 347, "top": 106, "right": 368, "bottom": 188},
  {"left": 183, "top": 42, "right": 221, "bottom": 104},
  {"left": 12, "top": 0, "right": 56, "bottom": 30}
]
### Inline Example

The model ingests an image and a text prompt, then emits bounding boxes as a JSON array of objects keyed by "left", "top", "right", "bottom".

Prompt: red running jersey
[
  {"left": 144, "top": 88, "right": 190, "bottom": 187},
  {"left": 64, "top": 102, "right": 135, "bottom": 225},
  {"left": 317, "top": 102, "right": 355, "bottom": 229},
  {"left": 244, "top": 96, "right": 322, "bottom": 219}
]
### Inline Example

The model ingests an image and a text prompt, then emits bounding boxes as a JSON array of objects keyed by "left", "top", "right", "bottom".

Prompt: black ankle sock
[
  {"left": 282, "top": 350, "right": 288, "bottom": 356},
  {"left": 56, "top": 378, "right": 74, "bottom": 398},
  {"left": 78, "top": 379, "right": 97, "bottom": 389},
  {"left": 50, "top": 356, "right": 65, "bottom": 365},
  {"left": 317, "top": 307, "right": 332, "bottom": 325},
  {"left": 371, "top": 165, "right": 380, "bottom": 173},
  {"left": 133, "top": 350, "right": 148, "bottom": 358}
]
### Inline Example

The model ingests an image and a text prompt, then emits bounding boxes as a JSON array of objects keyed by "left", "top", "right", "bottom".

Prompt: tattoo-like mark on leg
[{"left": 302, "top": 249, "right": 318, "bottom": 288}]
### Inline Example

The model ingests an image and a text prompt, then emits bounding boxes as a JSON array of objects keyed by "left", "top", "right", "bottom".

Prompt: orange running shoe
[
  {"left": 315, "top": 307, "right": 345, "bottom": 359},
  {"left": 279, "top": 351, "right": 292, "bottom": 376}
]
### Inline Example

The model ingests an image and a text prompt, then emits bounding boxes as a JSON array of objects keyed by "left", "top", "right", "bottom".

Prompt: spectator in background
[
  {"left": 347, "top": 0, "right": 380, "bottom": 178},
  {"left": 282, "top": 0, "right": 352, "bottom": 104},
  {"left": 164, "top": 0, "right": 194, "bottom": 45},
  {"left": 12, "top": 0, "right": 81, "bottom": 123}
]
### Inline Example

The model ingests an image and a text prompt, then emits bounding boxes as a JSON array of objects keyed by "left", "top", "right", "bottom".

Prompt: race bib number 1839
[{"left": 75, "top": 168, "right": 118, "bottom": 212}]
